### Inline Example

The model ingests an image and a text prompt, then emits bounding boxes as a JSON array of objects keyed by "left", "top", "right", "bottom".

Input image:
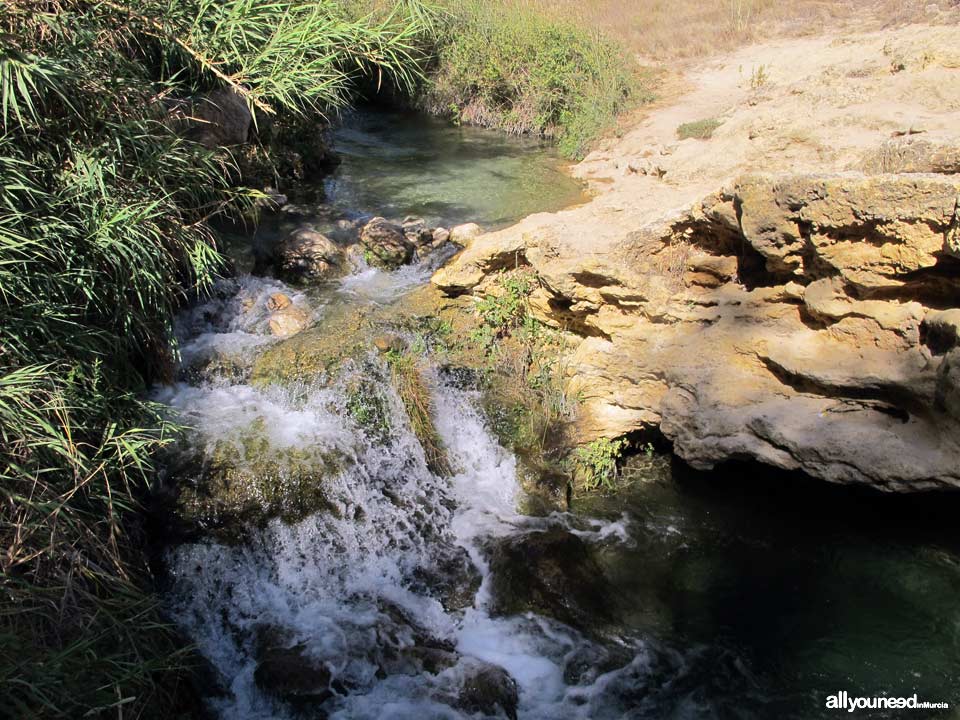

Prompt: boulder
[
  {"left": 485, "top": 528, "right": 615, "bottom": 631},
  {"left": 184, "top": 87, "right": 252, "bottom": 148},
  {"left": 268, "top": 304, "right": 310, "bottom": 338},
  {"left": 433, "top": 171, "right": 960, "bottom": 492},
  {"left": 454, "top": 661, "right": 519, "bottom": 720},
  {"left": 254, "top": 634, "right": 333, "bottom": 705},
  {"left": 432, "top": 227, "right": 451, "bottom": 246},
  {"left": 360, "top": 217, "right": 414, "bottom": 269},
  {"left": 449, "top": 223, "right": 482, "bottom": 245},
  {"left": 279, "top": 227, "right": 342, "bottom": 280},
  {"left": 411, "top": 543, "right": 481, "bottom": 612},
  {"left": 401, "top": 217, "right": 433, "bottom": 246}
]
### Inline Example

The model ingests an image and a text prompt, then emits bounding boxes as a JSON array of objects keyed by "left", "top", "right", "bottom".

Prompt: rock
[
  {"left": 433, "top": 171, "right": 960, "bottom": 492},
  {"left": 936, "top": 349, "right": 960, "bottom": 419},
  {"left": 454, "top": 661, "right": 519, "bottom": 720},
  {"left": 861, "top": 138, "right": 960, "bottom": 174},
  {"left": 268, "top": 304, "right": 310, "bottom": 338},
  {"left": 925, "top": 309, "right": 960, "bottom": 353},
  {"left": 254, "top": 639, "right": 333, "bottom": 705},
  {"left": 449, "top": 223, "right": 482, "bottom": 245},
  {"left": 279, "top": 227, "right": 342, "bottom": 281},
  {"left": 360, "top": 217, "right": 414, "bottom": 269},
  {"left": 182, "top": 87, "right": 252, "bottom": 148},
  {"left": 256, "top": 187, "right": 288, "bottom": 210},
  {"left": 165, "top": 419, "right": 344, "bottom": 541},
  {"left": 411, "top": 543, "right": 482, "bottom": 612},
  {"left": 266, "top": 292, "right": 292, "bottom": 312},
  {"left": 402, "top": 217, "right": 433, "bottom": 246},
  {"left": 485, "top": 528, "right": 615, "bottom": 631},
  {"left": 432, "top": 227, "right": 451, "bottom": 246},
  {"left": 373, "top": 334, "right": 406, "bottom": 354}
]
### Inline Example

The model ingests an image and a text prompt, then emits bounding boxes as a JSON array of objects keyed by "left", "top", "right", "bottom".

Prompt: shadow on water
[{"left": 575, "top": 456, "right": 960, "bottom": 718}]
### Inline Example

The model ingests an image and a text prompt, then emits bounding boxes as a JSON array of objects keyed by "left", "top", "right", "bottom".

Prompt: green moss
[
  {"left": 676, "top": 117, "right": 723, "bottom": 140},
  {"left": 345, "top": 375, "right": 392, "bottom": 443},
  {"left": 172, "top": 427, "right": 348, "bottom": 541}
]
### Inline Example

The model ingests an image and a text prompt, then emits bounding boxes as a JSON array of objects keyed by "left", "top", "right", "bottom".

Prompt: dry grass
[{"left": 509, "top": 0, "right": 958, "bottom": 60}]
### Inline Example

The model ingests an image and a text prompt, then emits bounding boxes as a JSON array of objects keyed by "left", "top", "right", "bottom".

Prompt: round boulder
[
  {"left": 279, "top": 227, "right": 342, "bottom": 280},
  {"left": 360, "top": 217, "right": 414, "bottom": 269}
]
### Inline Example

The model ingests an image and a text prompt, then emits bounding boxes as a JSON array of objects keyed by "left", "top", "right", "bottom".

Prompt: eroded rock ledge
[{"left": 433, "top": 173, "right": 960, "bottom": 492}]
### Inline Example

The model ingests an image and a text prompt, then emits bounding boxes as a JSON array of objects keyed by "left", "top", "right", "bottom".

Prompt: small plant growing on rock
[
  {"left": 574, "top": 437, "right": 626, "bottom": 491},
  {"left": 749, "top": 64, "right": 769, "bottom": 90},
  {"left": 472, "top": 270, "right": 536, "bottom": 349},
  {"left": 677, "top": 117, "right": 723, "bottom": 140}
]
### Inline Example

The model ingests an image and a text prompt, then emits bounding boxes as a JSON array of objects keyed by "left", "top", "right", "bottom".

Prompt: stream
[{"left": 156, "top": 111, "right": 960, "bottom": 719}]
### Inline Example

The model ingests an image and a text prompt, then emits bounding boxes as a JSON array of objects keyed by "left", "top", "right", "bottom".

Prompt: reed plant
[{"left": 0, "top": 1, "right": 432, "bottom": 715}]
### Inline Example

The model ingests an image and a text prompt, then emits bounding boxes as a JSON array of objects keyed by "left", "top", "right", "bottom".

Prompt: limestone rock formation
[{"left": 434, "top": 172, "right": 960, "bottom": 492}]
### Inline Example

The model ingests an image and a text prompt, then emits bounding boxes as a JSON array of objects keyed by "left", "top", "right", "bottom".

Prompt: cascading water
[
  {"left": 158, "top": 269, "right": 667, "bottom": 720},
  {"left": 155, "top": 112, "right": 960, "bottom": 720}
]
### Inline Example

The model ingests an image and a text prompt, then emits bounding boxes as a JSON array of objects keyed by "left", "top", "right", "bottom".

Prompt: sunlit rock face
[{"left": 435, "top": 172, "right": 960, "bottom": 491}]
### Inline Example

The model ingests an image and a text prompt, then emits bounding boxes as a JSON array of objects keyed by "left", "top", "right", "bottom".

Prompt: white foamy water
[{"left": 158, "top": 271, "right": 656, "bottom": 720}]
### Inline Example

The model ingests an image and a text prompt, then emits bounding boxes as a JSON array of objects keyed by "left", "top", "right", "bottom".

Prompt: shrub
[
  {"left": 419, "top": 0, "right": 647, "bottom": 158},
  {"left": 574, "top": 437, "right": 626, "bottom": 491}
]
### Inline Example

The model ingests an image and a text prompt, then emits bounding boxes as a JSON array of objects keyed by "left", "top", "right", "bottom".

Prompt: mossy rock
[
  {"left": 168, "top": 421, "right": 347, "bottom": 541},
  {"left": 251, "top": 302, "right": 371, "bottom": 386}
]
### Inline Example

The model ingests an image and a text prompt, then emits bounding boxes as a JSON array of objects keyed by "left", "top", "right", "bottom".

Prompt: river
[{"left": 154, "top": 110, "right": 960, "bottom": 720}]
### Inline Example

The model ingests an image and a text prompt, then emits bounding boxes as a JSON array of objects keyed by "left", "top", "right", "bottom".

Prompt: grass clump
[
  {"left": 419, "top": 0, "right": 646, "bottom": 158},
  {"left": 677, "top": 117, "right": 723, "bottom": 140},
  {"left": 463, "top": 270, "right": 578, "bottom": 498},
  {"left": 0, "top": 0, "right": 434, "bottom": 715},
  {"left": 384, "top": 348, "right": 453, "bottom": 476}
]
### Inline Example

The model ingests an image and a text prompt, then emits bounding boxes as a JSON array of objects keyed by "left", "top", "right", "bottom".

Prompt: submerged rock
[
  {"left": 411, "top": 543, "right": 482, "bottom": 612},
  {"left": 485, "top": 527, "right": 615, "bottom": 631},
  {"left": 254, "top": 641, "right": 333, "bottom": 706},
  {"left": 360, "top": 217, "right": 414, "bottom": 269},
  {"left": 165, "top": 420, "right": 344, "bottom": 541}
]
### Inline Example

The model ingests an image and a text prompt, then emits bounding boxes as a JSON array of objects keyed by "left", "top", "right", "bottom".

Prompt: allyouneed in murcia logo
[{"left": 826, "top": 691, "right": 950, "bottom": 713}]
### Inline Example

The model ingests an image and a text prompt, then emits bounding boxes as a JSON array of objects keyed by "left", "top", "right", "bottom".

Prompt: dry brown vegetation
[{"left": 511, "top": 0, "right": 959, "bottom": 60}]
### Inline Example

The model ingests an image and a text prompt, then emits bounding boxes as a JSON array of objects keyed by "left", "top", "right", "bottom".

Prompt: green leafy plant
[{"left": 574, "top": 437, "right": 626, "bottom": 491}]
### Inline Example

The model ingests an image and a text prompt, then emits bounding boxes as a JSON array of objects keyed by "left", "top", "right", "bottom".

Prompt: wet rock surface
[
  {"left": 360, "top": 217, "right": 415, "bottom": 269},
  {"left": 485, "top": 527, "right": 616, "bottom": 631},
  {"left": 451, "top": 660, "right": 519, "bottom": 720},
  {"left": 278, "top": 227, "right": 344, "bottom": 280}
]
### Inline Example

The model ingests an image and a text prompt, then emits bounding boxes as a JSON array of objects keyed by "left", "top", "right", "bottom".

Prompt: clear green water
[
  {"left": 573, "top": 456, "right": 960, "bottom": 718},
  {"left": 324, "top": 108, "right": 586, "bottom": 228}
]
